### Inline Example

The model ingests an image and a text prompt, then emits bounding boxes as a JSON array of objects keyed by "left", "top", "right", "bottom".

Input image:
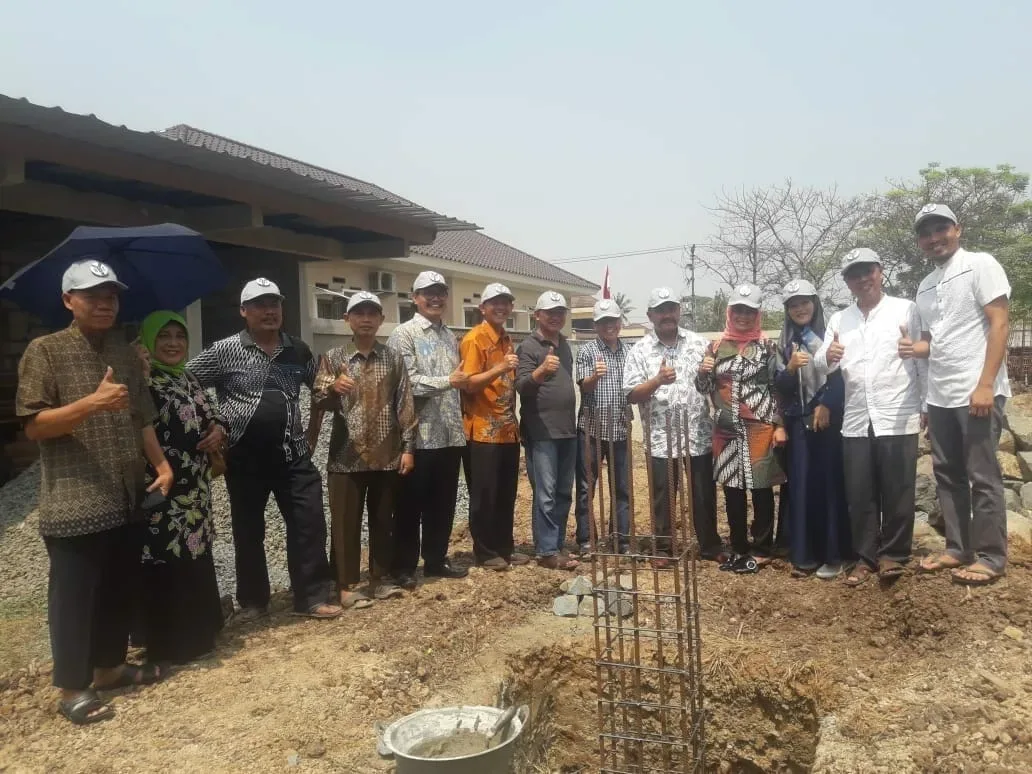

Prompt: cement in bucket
[{"left": 381, "top": 705, "right": 528, "bottom": 774}]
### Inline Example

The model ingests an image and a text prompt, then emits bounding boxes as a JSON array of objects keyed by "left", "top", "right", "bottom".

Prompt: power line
[{"left": 552, "top": 243, "right": 719, "bottom": 265}]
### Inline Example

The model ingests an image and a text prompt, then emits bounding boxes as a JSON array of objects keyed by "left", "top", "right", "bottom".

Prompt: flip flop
[
  {"left": 917, "top": 554, "right": 963, "bottom": 573},
  {"left": 94, "top": 663, "right": 163, "bottom": 691},
  {"left": 950, "top": 564, "right": 1003, "bottom": 587},
  {"left": 878, "top": 559, "right": 906, "bottom": 579},
  {"left": 294, "top": 603, "right": 345, "bottom": 619},
  {"left": 843, "top": 564, "right": 875, "bottom": 587},
  {"left": 371, "top": 583, "right": 404, "bottom": 601},
  {"left": 58, "top": 690, "right": 114, "bottom": 725}
]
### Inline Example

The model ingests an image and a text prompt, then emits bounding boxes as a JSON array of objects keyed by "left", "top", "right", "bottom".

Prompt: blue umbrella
[{"left": 0, "top": 223, "right": 228, "bottom": 327}]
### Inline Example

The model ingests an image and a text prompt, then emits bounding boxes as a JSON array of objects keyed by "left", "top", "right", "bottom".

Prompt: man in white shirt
[
  {"left": 624, "top": 288, "right": 720, "bottom": 567},
  {"left": 901, "top": 204, "right": 1010, "bottom": 585},
  {"left": 816, "top": 248, "right": 926, "bottom": 585}
]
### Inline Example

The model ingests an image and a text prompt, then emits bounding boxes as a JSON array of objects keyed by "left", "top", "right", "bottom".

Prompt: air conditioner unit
[{"left": 369, "top": 271, "right": 396, "bottom": 293}]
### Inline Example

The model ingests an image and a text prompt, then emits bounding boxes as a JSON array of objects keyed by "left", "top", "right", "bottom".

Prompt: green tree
[
  {"left": 859, "top": 164, "right": 1032, "bottom": 309},
  {"left": 611, "top": 291, "right": 634, "bottom": 322},
  {"left": 684, "top": 291, "right": 728, "bottom": 332}
]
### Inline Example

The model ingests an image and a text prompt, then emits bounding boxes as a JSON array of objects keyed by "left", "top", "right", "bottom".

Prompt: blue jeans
[
  {"left": 574, "top": 431, "right": 630, "bottom": 548},
  {"left": 526, "top": 439, "right": 577, "bottom": 556}
]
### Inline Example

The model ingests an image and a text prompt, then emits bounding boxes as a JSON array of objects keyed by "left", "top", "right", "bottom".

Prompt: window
[
  {"left": 463, "top": 307, "right": 481, "bottom": 328},
  {"left": 571, "top": 318, "right": 594, "bottom": 332},
  {"left": 505, "top": 316, "right": 515, "bottom": 330},
  {"left": 316, "top": 296, "right": 346, "bottom": 320},
  {"left": 398, "top": 300, "right": 416, "bottom": 323}
]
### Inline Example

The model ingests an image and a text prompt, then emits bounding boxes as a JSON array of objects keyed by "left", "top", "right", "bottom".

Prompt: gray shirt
[{"left": 515, "top": 331, "right": 576, "bottom": 441}]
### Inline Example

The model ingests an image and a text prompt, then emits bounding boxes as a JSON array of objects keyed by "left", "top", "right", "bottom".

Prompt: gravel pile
[{"left": 0, "top": 394, "right": 470, "bottom": 604}]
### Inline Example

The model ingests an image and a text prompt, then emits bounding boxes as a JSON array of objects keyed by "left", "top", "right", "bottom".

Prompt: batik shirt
[
  {"left": 459, "top": 322, "right": 518, "bottom": 444},
  {"left": 623, "top": 328, "right": 713, "bottom": 458},
  {"left": 386, "top": 313, "right": 465, "bottom": 450},
  {"left": 576, "top": 338, "right": 631, "bottom": 441},
  {"left": 311, "top": 342, "right": 417, "bottom": 472}
]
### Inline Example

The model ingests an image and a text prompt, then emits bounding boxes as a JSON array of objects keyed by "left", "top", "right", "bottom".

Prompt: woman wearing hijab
[
  {"left": 137, "top": 311, "right": 226, "bottom": 664},
  {"left": 775, "top": 281, "right": 850, "bottom": 579},
  {"left": 696, "top": 283, "right": 786, "bottom": 573}
]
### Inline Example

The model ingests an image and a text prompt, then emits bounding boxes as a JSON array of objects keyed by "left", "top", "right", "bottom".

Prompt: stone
[
  {"left": 607, "top": 597, "right": 634, "bottom": 618},
  {"left": 552, "top": 595, "right": 580, "bottom": 617},
  {"left": 997, "top": 452, "right": 1023, "bottom": 481},
  {"left": 1005, "top": 413, "right": 1032, "bottom": 451},
  {"left": 1007, "top": 511, "right": 1032, "bottom": 542},
  {"left": 578, "top": 596, "right": 597, "bottom": 617},
  {"left": 303, "top": 741, "right": 327, "bottom": 758},
  {"left": 562, "top": 576, "right": 593, "bottom": 597},
  {"left": 1002, "top": 626, "right": 1024, "bottom": 642},
  {"left": 916, "top": 454, "right": 935, "bottom": 478},
  {"left": 915, "top": 474, "right": 943, "bottom": 533},
  {"left": 998, "top": 428, "right": 1017, "bottom": 454},
  {"left": 1021, "top": 482, "right": 1032, "bottom": 510},
  {"left": 1005, "top": 487, "right": 1022, "bottom": 513},
  {"left": 1019, "top": 451, "right": 1032, "bottom": 480}
]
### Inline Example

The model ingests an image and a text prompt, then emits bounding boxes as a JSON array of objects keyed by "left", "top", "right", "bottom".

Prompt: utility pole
[{"left": 689, "top": 244, "right": 696, "bottom": 327}]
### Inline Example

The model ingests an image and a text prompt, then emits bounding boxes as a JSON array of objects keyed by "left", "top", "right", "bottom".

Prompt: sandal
[
  {"left": 58, "top": 689, "right": 114, "bottom": 725},
  {"left": 791, "top": 566, "right": 817, "bottom": 579},
  {"left": 879, "top": 559, "right": 906, "bottom": 579},
  {"left": 94, "top": 663, "right": 163, "bottom": 691},
  {"left": 339, "top": 591, "right": 374, "bottom": 610},
  {"left": 371, "top": 583, "right": 404, "bottom": 601},
  {"left": 950, "top": 563, "right": 1003, "bottom": 587},
  {"left": 843, "top": 564, "right": 875, "bottom": 587},
  {"left": 917, "top": 553, "right": 963, "bottom": 573},
  {"left": 294, "top": 602, "right": 345, "bottom": 619}
]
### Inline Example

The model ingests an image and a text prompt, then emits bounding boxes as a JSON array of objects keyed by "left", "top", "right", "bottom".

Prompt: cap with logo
[
  {"left": 534, "top": 290, "right": 568, "bottom": 311},
  {"left": 781, "top": 278, "right": 818, "bottom": 304},
  {"left": 728, "top": 283, "right": 762, "bottom": 310},
  {"left": 240, "top": 277, "right": 285, "bottom": 304},
  {"left": 346, "top": 290, "right": 383, "bottom": 313},
  {"left": 914, "top": 202, "right": 958, "bottom": 231},
  {"left": 839, "top": 248, "right": 882, "bottom": 276},
  {"left": 61, "top": 259, "right": 128, "bottom": 293},
  {"left": 413, "top": 271, "right": 447, "bottom": 292},
  {"left": 481, "top": 282, "right": 514, "bottom": 303},
  {"left": 593, "top": 298, "right": 622, "bottom": 321},
  {"left": 647, "top": 287, "right": 678, "bottom": 310}
]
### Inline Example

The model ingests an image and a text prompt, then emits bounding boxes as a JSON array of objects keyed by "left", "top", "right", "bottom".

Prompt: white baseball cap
[
  {"left": 781, "top": 279, "right": 818, "bottom": 304},
  {"left": 840, "top": 248, "right": 882, "bottom": 276},
  {"left": 481, "top": 282, "right": 514, "bottom": 303},
  {"left": 61, "top": 259, "right": 128, "bottom": 293},
  {"left": 646, "top": 287, "right": 678, "bottom": 310},
  {"left": 240, "top": 277, "right": 284, "bottom": 304},
  {"left": 593, "top": 299, "right": 621, "bottom": 321},
  {"left": 728, "top": 283, "right": 762, "bottom": 310},
  {"left": 535, "top": 290, "right": 568, "bottom": 311},
  {"left": 346, "top": 290, "right": 383, "bottom": 313},
  {"left": 914, "top": 203, "right": 958, "bottom": 231},
  {"left": 413, "top": 271, "right": 447, "bottom": 292}
]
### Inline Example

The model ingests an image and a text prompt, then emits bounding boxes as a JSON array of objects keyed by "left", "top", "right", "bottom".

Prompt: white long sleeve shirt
[{"left": 815, "top": 295, "right": 926, "bottom": 438}]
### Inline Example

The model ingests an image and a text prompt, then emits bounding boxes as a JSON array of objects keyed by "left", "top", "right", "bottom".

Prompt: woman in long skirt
[
  {"left": 137, "top": 311, "right": 226, "bottom": 663},
  {"left": 774, "top": 280, "right": 851, "bottom": 579},
  {"left": 695, "top": 283, "right": 786, "bottom": 573}
]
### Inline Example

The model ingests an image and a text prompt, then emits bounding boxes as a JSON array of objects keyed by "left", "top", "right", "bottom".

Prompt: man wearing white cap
[
  {"left": 903, "top": 204, "right": 1011, "bottom": 585},
  {"left": 574, "top": 298, "right": 633, "bottom": 556},
  {"left": 516, "top": 290, "right": 580, "bottom": 570},
  {"left": 312, "top": 291, "right": 416, "bottom": 607},
  {"left": 624, "top": 288, "right": 720, "bottom": 566},
  {"left": 188, "top": 277, "right": 342, "bottom": 620},
  {"left": 458, "top": 283, "right": 526, "bottom": 570},
  {"left": 16, "top": 259, "right": 174, "bottom": 724},
  {"left": 386, "top": 271, "right": 470, "bottom": 588},
  {"left": 815, "top": 249, "right": 925, "bottom": 586}
]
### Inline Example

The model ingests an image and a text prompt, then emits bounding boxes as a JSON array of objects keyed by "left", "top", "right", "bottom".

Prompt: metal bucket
[{"left": 380, "top": 705, "right": 528, "bottom": 774}]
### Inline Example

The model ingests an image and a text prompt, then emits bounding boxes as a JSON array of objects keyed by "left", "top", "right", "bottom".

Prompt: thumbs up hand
[
  {"left": 826, "top": 330, "right": 845, "bottom": 366},
  {"left": 658, "top": 356, "right": 678, "bottom": 383},
  {"left": 93, "top": 366, "right": 130, "bottom": 412},
  {"left": 787, "top": 342, "right": 811, "bottom": 374},
  {"left": 594, "top": 358, "right": 608, "bottom": 378},
  {"left": 541, "top": 348, "right": 561, "bottom": 376},
  {"left": 449, "top": 359, "right": 471, "bottom": 389},
  {"left": 897, "top": 323, "right": 915, "bottom": 360}
]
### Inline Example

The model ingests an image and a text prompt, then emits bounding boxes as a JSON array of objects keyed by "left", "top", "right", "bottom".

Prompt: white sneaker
[{"left": 816, "top": 563, "right": 842, "bottom": 580}]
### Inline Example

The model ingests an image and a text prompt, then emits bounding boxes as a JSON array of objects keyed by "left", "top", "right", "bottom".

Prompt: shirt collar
[
  {"left": 647, "top": 327, "right": 686, "bottom": 349},
  {"left": 240, "top": 329, "right": 290, "bottom": 350},
  {"left": 532, "top": 330, "right": 564, "bottom": 347},
  {"left": 476, "top": 320, "right": 506, "bottom": 345},
  {"left": 595, "top": 336, "right": 624, "bottom": 354},
  {"left": 346, "top": 339, "right": 385, "bottom": 361},
  {"left": 413, "top": 312, "right": 446, "bottom": 331}
]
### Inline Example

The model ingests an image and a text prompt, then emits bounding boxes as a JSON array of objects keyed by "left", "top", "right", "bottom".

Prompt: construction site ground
[{"left": 1, "top": 452, "right": 1031, "bottom": 774}]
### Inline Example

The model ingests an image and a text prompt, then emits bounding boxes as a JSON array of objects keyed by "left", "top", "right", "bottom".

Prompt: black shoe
[
  {"left": 395, "top": 572, "right": 418, "bottom": 591},
  {"left": 423, "top": 560, "right": 469, "bottom": 579}
]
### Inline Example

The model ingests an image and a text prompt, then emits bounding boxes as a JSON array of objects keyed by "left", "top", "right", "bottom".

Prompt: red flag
[{"left": 602, "top": 266, "right": 611, "bottom": 299}]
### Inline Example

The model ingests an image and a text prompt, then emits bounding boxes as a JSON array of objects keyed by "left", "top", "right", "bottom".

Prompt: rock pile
[{"left": 551, "top": 574, "right": 633, "bottom": 619}]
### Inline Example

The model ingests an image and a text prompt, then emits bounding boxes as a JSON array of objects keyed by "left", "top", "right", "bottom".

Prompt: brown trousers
[{"left": 328, "top": 471, "right": 398, "bottom": 588}]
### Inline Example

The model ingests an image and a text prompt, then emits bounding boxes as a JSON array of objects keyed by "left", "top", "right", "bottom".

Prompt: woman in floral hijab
[{"left": 137, "top": 311, "right": 226, "bottom": 664}]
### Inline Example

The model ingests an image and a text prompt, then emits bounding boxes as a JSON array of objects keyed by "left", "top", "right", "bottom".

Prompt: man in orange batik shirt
[{"left": 460, "top": 283, "right": 531, "bottom": 571}]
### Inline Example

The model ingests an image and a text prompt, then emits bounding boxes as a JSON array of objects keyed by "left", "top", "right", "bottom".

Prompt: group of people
[{"left": 15, "top": 201, "right": 1011, "bottom": 726}]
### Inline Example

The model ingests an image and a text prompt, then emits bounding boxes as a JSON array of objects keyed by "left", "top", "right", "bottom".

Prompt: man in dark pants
[
  {"left": 904, "top": 204, "right": 1011, "bottom": 586},
  {"left": 624, "top": 288, "right": 720, "bottom": 567},
  {"left": 16, "top": 259, "right": 173, "bottom": 724},
  {"left": 387, "top": 271, "right": 470, "bottom": 588},
  {"left": 817, "top": 249, "right": 925, "bottom": 585},
  {"left": 188, "top": 278, "right": 342, "bottom": 620},
  {"left": 574, "top": 299, "right": 633, "bottom": 556}
]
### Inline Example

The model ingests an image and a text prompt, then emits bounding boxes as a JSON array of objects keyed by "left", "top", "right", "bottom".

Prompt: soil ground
[{"left": 1, "top": 450, "right": 1031, "bottom": 773}]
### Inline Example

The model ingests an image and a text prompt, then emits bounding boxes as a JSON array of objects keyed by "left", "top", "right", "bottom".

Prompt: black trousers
[
  {"left": 649, "top": 455, "right": 720, "bottom": 556},
  {"left": 724, "top": 487, "right": 775, "bottom": 557},
  {"left": 224, "top": 453, "right": 334, "bottom": 613},
  {"left": 842, "top": 430, "right": 918, "bottom": 570},
  {"left": 44, "top": 524, "right": 141, "bottom": 690},
  {"left": 394, "top": 446, "right": 463, "bottom": 573},
  {"left": 463, "top": 441, "right": 520, "bottom": 563}
]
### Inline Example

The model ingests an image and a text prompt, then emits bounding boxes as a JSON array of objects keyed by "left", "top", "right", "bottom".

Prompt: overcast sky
[{"left": 4, "top": 0, "right": 1031, "bottom": 321}]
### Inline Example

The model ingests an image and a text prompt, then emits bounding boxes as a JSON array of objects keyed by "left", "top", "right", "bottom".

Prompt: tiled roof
[{"left": 411, "top": 230, "right": 598, "bottom": 289}]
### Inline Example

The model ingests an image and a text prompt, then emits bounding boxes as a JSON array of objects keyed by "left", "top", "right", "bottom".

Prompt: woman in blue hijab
[{"left": 775, "top": 280, "right": 851, "bottom": 578}]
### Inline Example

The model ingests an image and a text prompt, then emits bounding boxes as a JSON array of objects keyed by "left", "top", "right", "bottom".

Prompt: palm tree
[{"left": 611, "top": 292, "right": 634, "bottom": 322}]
